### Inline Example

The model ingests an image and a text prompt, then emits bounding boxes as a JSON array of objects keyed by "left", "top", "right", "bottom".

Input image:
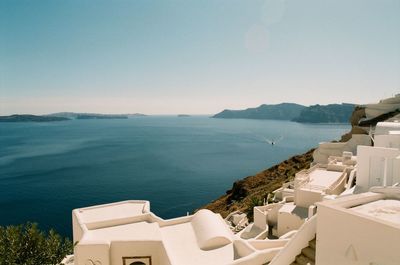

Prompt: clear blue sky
[{"left": 1, "top": 0, "right": 399, "bottom": 114}]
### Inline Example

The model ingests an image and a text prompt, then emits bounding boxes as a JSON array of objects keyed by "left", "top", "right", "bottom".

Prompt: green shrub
[
  {"left": 0, "top": 222, "right": 72, "bottom": 265},
  {"left": 246, "top": 196, "right": 263, "bottom": 221}
]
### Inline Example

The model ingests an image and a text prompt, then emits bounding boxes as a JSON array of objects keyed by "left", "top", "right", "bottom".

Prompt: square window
[{"left": 122, "top": 256, "right": 152, "bottom": 265}]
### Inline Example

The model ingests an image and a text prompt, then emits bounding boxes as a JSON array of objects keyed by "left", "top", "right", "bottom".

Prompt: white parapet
[
  {"left": 294, "top": 165, "right": 348, "bottom": 208},
  {"left": 315, "top": 190, "right": 400, "bottom": 265},
  {"left": 356, "top": 145, "right": 400, "bottom": 193},
  {"left": 375, "top": 121, "right": 400, "bottom": 135},
  {"left": 71, "top": 200, "right": 293, "bottom": 265},
  {"left": 313, "top": 134, "right": 371, "bottom": 165}
]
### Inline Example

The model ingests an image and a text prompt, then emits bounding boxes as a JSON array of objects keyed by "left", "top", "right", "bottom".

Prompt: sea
[{"left": 0, "top": 116, "right": 349, "bottom": 237}]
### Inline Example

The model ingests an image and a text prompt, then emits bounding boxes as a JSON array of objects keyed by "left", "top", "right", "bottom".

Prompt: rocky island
[
  {"left": 48, "top": 112, "right": 143, "bottom": 119},
  {"left": 76, "top": 114, "right": 128, "bottom": 119},
  {"left": 0, "top": 114, "right": 70, "bottom": 122},
  {"left": 128, "top": 113, "right": 147, "bottom": 117}
]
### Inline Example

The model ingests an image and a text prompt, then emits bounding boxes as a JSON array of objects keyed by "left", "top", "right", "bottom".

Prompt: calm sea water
[{"left": 0, "top": 116, "right": 349, "bottom": 237}]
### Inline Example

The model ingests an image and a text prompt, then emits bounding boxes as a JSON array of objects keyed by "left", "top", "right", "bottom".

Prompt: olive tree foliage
[{"left": 0, "top": 222, "right": 72, "bottom": 265}]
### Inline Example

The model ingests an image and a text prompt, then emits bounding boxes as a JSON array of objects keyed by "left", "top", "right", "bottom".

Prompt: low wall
[
  {"left": 313, "top": 135, "right": 371, "bottom": 164},
  {"left": 316, "top": 202, "right": 400, "bottom": 265}
]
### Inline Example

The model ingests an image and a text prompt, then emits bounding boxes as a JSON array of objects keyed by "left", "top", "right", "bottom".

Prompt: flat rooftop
[
  {"left": 279, "top": 203, "right": 308, "bottom": 219},
  {"left": 84, "top": 221, "right": 162, "bottom": 241},
  {"left": 76, "top": 201, "right": 148, "bottom": 224},
  {"left": 303, "top": 168, "right": 343, "bottom": 189},
  {"left": 351, "top": 199, "right": 400, "bottom": 225}
]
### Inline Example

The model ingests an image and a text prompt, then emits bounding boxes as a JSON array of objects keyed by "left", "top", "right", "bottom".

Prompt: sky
[{"left": 1, "top": 0, "right": 399, "bottom": 115}]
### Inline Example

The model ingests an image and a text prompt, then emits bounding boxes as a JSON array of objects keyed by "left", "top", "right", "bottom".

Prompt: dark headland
[{"left": 212, "top": 102, "right": 355, "bottom": 123}]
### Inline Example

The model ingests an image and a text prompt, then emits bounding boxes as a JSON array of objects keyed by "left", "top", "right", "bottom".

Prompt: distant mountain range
[{"left": 212, "top": 103, "right": 356, "bottom": 123}]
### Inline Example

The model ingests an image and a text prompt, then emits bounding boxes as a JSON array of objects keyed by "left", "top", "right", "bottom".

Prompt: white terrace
[
  {"left": 70, "top": 187, "right": 400, "bottom": 265},
  {"left": 314, "top": 186, "right": 400, "bottom": 265},
  {"left": 294, "top": 163, "right": 349, "bottom": 208},
  {"left": 241, "top": 155, "right": 354, "bottom": 242},
  {"left": 73, "top": 201, "right": 290, "bottom": 265}
]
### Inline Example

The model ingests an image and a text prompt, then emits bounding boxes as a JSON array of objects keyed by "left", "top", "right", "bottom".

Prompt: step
[
  {"left": 309, "top": 239, "right": 316, "bottom": 250},
  {"left": 296, "top": 254, "right": 315, "bottom": 265},
  {"left": 301, "top": 247, "right": 315, "bottom": 261}
]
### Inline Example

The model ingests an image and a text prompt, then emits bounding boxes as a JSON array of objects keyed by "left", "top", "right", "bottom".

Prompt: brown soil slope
[{"left": 199, "top": 149, "right": 315, "bottom": 218}]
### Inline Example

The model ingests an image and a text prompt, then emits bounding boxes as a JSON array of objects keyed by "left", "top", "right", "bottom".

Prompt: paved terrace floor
[
  {"left": 304, "top": 169, "right": 343, "bottom": 189},
  {"left": 351, "top": 199, "right": 400, "bottom": 225}
]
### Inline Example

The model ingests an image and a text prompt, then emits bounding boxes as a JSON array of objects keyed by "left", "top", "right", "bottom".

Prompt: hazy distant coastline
[
  {"left": 0, "top": 114, "right": 69, "bottom": 122},
  {"left": 48, "top": 112, "right": 146, "bottom": 119},
  {"left": 0, "top": 112, "right": 148, "bottom": 122},
  {"left": 0, "top": 104, "right": 356, "bottom": 123},
  {"left": 76, "top": 114, "right": 128, "bottom": 120}
]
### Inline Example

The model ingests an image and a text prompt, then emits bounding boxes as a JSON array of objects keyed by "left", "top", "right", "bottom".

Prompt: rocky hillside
[{"left": 200, "top": 149, "right": 315, "bottom": 218}]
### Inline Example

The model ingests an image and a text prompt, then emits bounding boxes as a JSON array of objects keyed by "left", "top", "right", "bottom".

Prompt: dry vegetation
[{"left": 199, "top": 149, "right": 315, "bottom": 218}]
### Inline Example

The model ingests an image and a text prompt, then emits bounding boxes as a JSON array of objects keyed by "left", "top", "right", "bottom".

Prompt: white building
[
  {"left": 315, "top": 187, "right": 400, "bottom": 265},
  {"left": 72, "top": 201, "right": 290, "bottom": 265},
  {"left": 363, "top": 94, "right": 400, "bottom": 120}
]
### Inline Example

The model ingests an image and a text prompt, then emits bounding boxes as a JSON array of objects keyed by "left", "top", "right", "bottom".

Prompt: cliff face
[{"left": 200, "top": 149, "right": 315, "bottom": 218}]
